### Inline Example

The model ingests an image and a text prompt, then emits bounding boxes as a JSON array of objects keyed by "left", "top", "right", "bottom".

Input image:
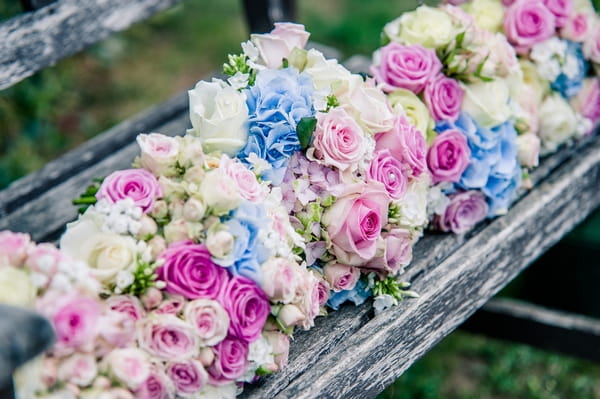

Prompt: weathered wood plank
[
  {"left": 0, "top": 0, "right": 183, "bottom": 90},
  {"left": 240, "top": 134, "right": 600, "bottom": 399},
  {"left": 462, "top": 298, "right": 600, "bottom": 363}
]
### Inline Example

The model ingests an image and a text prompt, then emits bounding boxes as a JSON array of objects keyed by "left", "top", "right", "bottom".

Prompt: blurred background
[{"left": 1, "top": 0, "right": 600, "bottom": 397}]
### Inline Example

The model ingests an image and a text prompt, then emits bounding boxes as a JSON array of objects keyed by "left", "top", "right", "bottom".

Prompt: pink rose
[
  {"left": 435, "top": 191, "right": 489, "bottom": 233},
  {"left": 251, "top": 23, "right": 310, "bottom": 69},
  {"left": 136, "top": 367, "right": 175, "bottom": 399},
  {"left": 220, "top": 276, "right": 270, "bottom": 343},
  {"left": 367, "top": 149, "right": 409, "bottom": 200},
  {"left": 183, "top": 299, "right": 230, "bottom": 346},
  {"left": 96, "top": 169, "right": 162, "bottom": 213},
  {"left": 583, "top": 23, "right": 600, "bottom": 63},
  {"left": 260, "top": 258, "right": 298, "bottom": 303},
  {"left": 98, "top": 309, "right": 137, "bottom": 350},
  {"left": 137, "top": 314, "right": 198, "bottom": 360},
  {"left": 136, "top": 133, "right": 180, "bottom": 176},
  {"left": 503, "top": 0, "right": 556, "bottom": 54},
  {"left": 220, "top": 155, "right": 265, "bottom": 202},
  {"left": 141, "top": 287, "right": 163, "bottom": 311},
  {"left": 207, "top": 337, "right": 249, "bottom": 385},
  {"left": 541, "top": 0, "right": 572, "bottom": 28},
  {"left": 370, "top": 43, "right": 442, "bottom": 93},
  {"left": 51, "top": 294, "right": 100, "bottom": 350},
  {"left": 104, "top": 348, "right": 151, "bottom": 389},
  {"left": 423, "top": 74, "right": 463, "bottom": 123},
  {"left": 155, "top": 295, "right": 186, "bottom": 315},
  {"left": 263, "top": 331, "right": 290, "bottom": 372},
  {"left": 560, "top": 13, "right": 590, "bottom": 42},
  {"left": 323, "top": 263, "right": 360, "bottom": 292},
  {"left": 502, "top": 0, "right": 517, "bottom": 5},
  {"left": 364, "top": 229, "right": 413, "bottom": 276},
  {"left": 571, "top": 78, "right": 600, "bottom": 126},
  {"left": 315, "top": 274, "right": 330, "bottom": 307},
  {"left": 427, "top": 129, "right": 471, "bottom": 184},
  {"left": 322, "top": 183, "right": 389, "bottom": 266},
  {"left": 25, "top": 242, "right": 64, "bottom": 281},
  {"left": 165, "top": 360, "right": 209, "bottom": 396},
  {"left": 375, "top": 117, "right": 427, "bottom": 179},
  {"left": 57, "top": 353, "right": 98, "bottom": 387},
  {"left": 106, "top": 295, "right": 145, "bottom": 320},
  {"left": 307, "top": 108, "right": 367, "bottom": 172},
  {"left": 0, "top": 231, "right": 31, "bottom": 266},
  {"left": 157, "top": 241, "right": 230, "bottom": 300}
]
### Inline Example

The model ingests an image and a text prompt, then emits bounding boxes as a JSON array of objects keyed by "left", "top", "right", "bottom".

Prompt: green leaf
[
  {"left": 282, "top": 58, "right": 289, "bottom": 68},
  {"left": 455, "top": 30, "right": 466, "bottom": 48},
  {"left": 297, "top": 116, "right": 317, "bottom": 150}
]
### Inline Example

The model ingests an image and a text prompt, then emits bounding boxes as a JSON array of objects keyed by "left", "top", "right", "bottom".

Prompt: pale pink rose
[
  {"left": 42, "top": 358, "right": 59, "bottom": 388},
  {"left": 166, "top": 360, "right": 209, "bottom": 396},
  {"left": 323, "top": 263, "right": 360, "bottom": 292},
  {"left": 25, "top": 243, "right": 64, "bottom": 278},
  {"left": 367, "top": 149, "right": 409, "bottom": 200},
  {"left": 423, "top": 74, "right": 463, "bottom": 123},
  {"left": 583, "top": 23, "right": 600, "bottom": 63},
  {"left": 315, "top": 274, "right": 330, "bottom": 307},
  {"left": 182, "top": 198, "right": 205, "bottom": 222},
  {"left": 137, "top": 133, "right": 180, "bottom": 176},
  {"left": 207, "top": 337, "right": 249, "bottom": 385},
  {"left": 104, "top": 348, "right": 151, "bottom": 389},
  {"left": 541, "top": 0, "right": 572, "bottom": 28},
  {"left": 155, "top": 295, "right": 186, "bottom": 315},
  {"left": 514, "top": 85, "right": 540, "bottom": 135},
  {"left": 375, "top": 116, "right": 427, "bottom": 179},
  {"left": 183, "top": 299, "right": 230, "bottom": 346},
  {"left": 427, "top": 129, "right": 471, "bottom": 184},
  {"left": 517, "top": 133, "right": 541, "bottom": 168},
  {"left": 343, "top": 76, "right": 396, "bottom": 135},
  {"left": 251, "top": 22, "right": 310, "bottom": 69},
  {"left": 57, "top": 353, "right": 98, "bottom": 387},
  {"left": 51, "top": 294, "right": 100, "bottom": 350},
  {"left": 571, "top": 78, "right": 600, "bottom": 126},
  {"left": 141, "top": 287, "right": 164, "bottom": 311},
  {"left": 137, "top": 314, "right": 199, "bottom": 360},
  {"left": 0, "top": 231, "right": 31, "bottom": 266},
  {"left": 322, "top": 183, "right": 389, "bottom": 266},
  {"left": 96, "top": 169, "right": 163, "bottom": 213},
  {"left": 307, "top": 108, "right": 367, "bottom": 172},
  {"left": 371, "top": 43, "right": 443, "bottom": 93},
  {"left": 277, "top": 303, "right": 305, "bottom": 328},
  {"left": 560, "top": 13, "right": 590, "bottom": 42},
  {"left": 220, "top": 155, "right": 265, "bottom": 202},
  {"left": 98, "top": 310, "right": 137, "bottom": 350},
  {"left": 260, "top": 258, "right": 298, "bottom": 303},
  {"left": 263, "top": 331, "right": 290, "bottom": 372},
  {"left": 198, "top": 347, "right": 215, "bottom": 367},
  {"left": 297, "top": 271, "right": 321, "bottom": 329},
  {"left": 135, "top": 366, "right": 175, "bottom": 399},
  {"left": 435, "top": 191, "right": 489, "bottom": 233},
  {"left": 364, "top": 229, "right": 413, "bottom": 276},
  {"left": 106, "top": 295, "right": 145, "bottom": 320},
  {"left": 503, "top": 0, "right": 556, "bottom": 54}
]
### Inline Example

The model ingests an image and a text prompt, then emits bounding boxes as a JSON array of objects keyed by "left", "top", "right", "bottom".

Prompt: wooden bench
[{"left": 1, "top": 1, "right": 600, "bottom": 398}]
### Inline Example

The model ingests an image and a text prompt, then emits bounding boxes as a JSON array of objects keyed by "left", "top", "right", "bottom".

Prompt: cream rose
[
  {"left": 396, "top": 175, "right": 430, "bottom": 228},
  {"left": 463, "top": 0, "right": 505, "bottom": 32},
  {"left": 385, "top": 6, "right": 458, "bottom": 49},
  {"left": 387, "top": 89, "right": 432, "bottom": 138},
  {"left": 340, "top": 75, "right": 395, "bottom": 135},
  {"left": 461, "top": 79, "right": 512, "bottom": 128},
  {"left": 0, "top": 267, "right": 36, "bottom": 306},
  {"left": 188, "top": 79, "right": 248, "bottom": 156},
  {"left": 538, "top": 93, "right": 578, "bottom": 154},
  {"left": 199, "top": 169, "right": 242, "bottom": 216},
  {"left": 303, "top": 49, "right": 353, "bottom": 93}
]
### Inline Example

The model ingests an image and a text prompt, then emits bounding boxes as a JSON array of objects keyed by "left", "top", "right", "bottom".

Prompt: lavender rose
[
  {"left": 367, "top": 149, "right": 409, "bottom": 200},
  {"left": 423, "top": 74, "right": 463, "bottom": 123},
  {"left": 220, "top": 276, "right": 270, "bottom": 343},
  {"left": 370, "top": 42, "right": 442, "bottom": 93},
  {"left": 165, "top": 360, "right": 209, "bottom": 396},
  {"left": 157, "top": 241, "right": 230, "bottom": 300},
  {"left": 207, "top": 337, "right": 249, "bottom": 385},
  {"left": 427, "top": 129, "right": 471, "bottom": 184},
  {"left": 503, "top": 0, "right": 556, "bottom": 54},
  {"left": 364, "top": 229, "right": 413, "bottom": 276},
  {"left": 183, "top": 299, "right": 230, "bottom": 346},
  {"left": 137, "top": 314, "right": 198, "bottom": 360},
  {"left": 96, "top": 168, "right": 163, "bottom": 213},
  {"left": 436, "top": 191, "right": 489, "bottom": 233},
  {"left": 375, "top": 116, "right": 427, "bottom": 179}
]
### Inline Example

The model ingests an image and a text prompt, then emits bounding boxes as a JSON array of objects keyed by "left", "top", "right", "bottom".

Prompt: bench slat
[
  {"left": 462, "top": 298, "right": 600, "bottom": 363},
  {"left": 0, "top": 0, "right": 183, "bottom": 90}
]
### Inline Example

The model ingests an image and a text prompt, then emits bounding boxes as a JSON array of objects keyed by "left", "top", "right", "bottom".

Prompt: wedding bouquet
[{"left": 188, "top": 23, "right": 424, "bottom": 313}]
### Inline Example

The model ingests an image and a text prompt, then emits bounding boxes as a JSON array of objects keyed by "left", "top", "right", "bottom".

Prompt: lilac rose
[
  {"left": 157, "top": 241, "right": 230, "bottom": 300},
  {"left": 96, "top": 168, "right": 162, "bottom": 213},
  {"left": 207, "top": 336, "right": 249, "bottom": 385},
  {"left": 503, "top": 0, "right": 556, "bottom": 54},
  {"left": 370, "top": 42, "right": 442, "bottom": 93},
  {"left": 427, "top": 129, "right": 471, "bottom": 184},
  {"left": 436, "top": 191, "right": 489, "bottom": 233},
  {"left": 423, "top": 74, "right": 463, "bottom": 123},
  {"left": 364, "top": 229, "right": 413, "bottom": 276},
  {"left": 220, "top": 276, "right": 270, "bottom": 343},
  {"left": 367, "top": 149, "right": 409, "bottom": 200}
]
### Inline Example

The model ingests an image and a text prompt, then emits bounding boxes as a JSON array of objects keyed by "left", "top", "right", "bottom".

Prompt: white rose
[
  {"left": 199, "top": 169, "right": 242, "bottom": 216},
  {"left": 196, "top": 383, "right": 237, "bottom": 399},
  {"left": 136, "top": 133, "right": 179, "bottom": 176},
  {"left": 163, "top": 219, "right": 192, "bottom": 244},
  {"left": 519, "top": 60, "right": 550, "bottom": 104},
  {"left": 303, "top": 49, "right": 353, "bottom": 93},
  {"left": 538, "top": 93, "right": 578, "bottom": 154},
  {"left": 0, "top": 267, "right": 35, "bottom": 307},
  {"left": 462, "top": 79, "right": 512, "bottom": 128},
  {"left": 397, "top": 175, "right": 430, "bottom": 228},
  {"left": 463, "top": 0, "right": 505, "bottom": 33},
  {"left": 183, "top": 197, "right": 206, "bottom": 222},
  {"left": 251, "top": 22, "right": 310, "bottom": 69},
  {"left": 385, "top": 6, "right": 458, "bottom": 49},
  {"left": 516, "top": 133, "right": 541, "bottom": 168},
  {"left": 206, "top": 229, "right": 234, "bottom": 260},
  {"left": 57, "top": 353, "right": 98, "bottom": 387},
  {"left": 60, "top": 217, "right": 137, "bottom": 283},
  {"left": 386, "top": 88, "right": 433, "bottom": 138},
  {"left": 102, "top": 348, "right": 150, "bottom": 389},
  {"left": 177, "top": 134, "right": 205, "bottom": 169},
  {"left": 188, "top": 79, "right": 248, "bottom": 156}
]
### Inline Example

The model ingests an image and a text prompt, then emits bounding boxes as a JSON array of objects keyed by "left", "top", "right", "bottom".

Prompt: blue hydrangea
[
  {"left": 218, "top": 202, "right": 272, "bottom": 284},
  {"left": 327, "top": 279, "right": 372, "bottom": 311},
  {"left": 436, "top": 113, "right": 521, "bottom": 216},
  {"left": 552, "top": 41, "right": 589, "bottom": 99},
  {"left": 238, "top": 67, "right": 315, "bottom": 185}
]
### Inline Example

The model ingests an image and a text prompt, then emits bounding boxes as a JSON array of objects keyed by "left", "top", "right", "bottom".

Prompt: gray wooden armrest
[{"left": 0, "top": 305, "right": 55, "bottom": 387}]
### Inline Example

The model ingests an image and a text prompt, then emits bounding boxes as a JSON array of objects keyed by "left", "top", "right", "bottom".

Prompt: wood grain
[{"left": 0, "top": 0, "right": 183, "bottom": 90}]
